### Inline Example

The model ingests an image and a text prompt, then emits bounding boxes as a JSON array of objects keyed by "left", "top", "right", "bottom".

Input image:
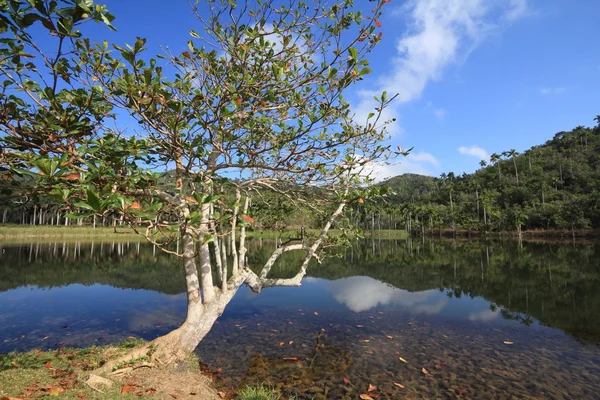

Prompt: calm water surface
[{"left": 1, "top": 238, "right": 600, "bottom": 399}]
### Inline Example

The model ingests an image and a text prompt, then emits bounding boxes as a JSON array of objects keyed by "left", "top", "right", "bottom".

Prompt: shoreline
[{"left": 0, "top": 224, "right": 410, "bottom": 241}]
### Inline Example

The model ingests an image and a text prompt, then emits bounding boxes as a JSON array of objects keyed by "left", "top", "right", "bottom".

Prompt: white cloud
[
  {"left": 433, "top": 108, "right": 447, "bottom": 118},
  {"left": 540, "top": 87, "right": 567, "bottom": 95},
  {"left": 352, "top": 0, "right": 528, "bottom": 133},
  {"left": 361, "top": 151, "right": 440, "bottom": 181},
  {"left": 328, "top": 276, "right": 446, "bottom": 313},
  {"left": 407, "top": 151, "right": 440, "bottom": 167},
  {"left": 425, "top": 101, "right": 447, "bottom": 118},
  {"left": 458, "top": 145, "right": 489, "bottom": 161},
  {"left": 505, "top": 0, "right": 531, "bottom": 21}
]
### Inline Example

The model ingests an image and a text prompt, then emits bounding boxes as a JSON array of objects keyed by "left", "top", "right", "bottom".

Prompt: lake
[{"left": 1, "top": 238, "right": 600, "bottom": 399}]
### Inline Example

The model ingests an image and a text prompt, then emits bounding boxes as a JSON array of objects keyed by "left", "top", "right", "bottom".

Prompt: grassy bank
[
  {"left": 0, "top": 340, "right": 260, "bottom": 399},
  {"left": 0, "top": 224, "right": 143, "bottom": 240},
  {"left": 0, "top": 224, "right": 410, "bottom": 241}
]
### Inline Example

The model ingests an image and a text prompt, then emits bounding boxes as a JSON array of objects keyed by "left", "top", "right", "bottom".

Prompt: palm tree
[
  {"left": 479, "top": 160, "right": 487, "bottom": 168},
  {"left": 490, "top": 153, "right": 502, "bottom": 181},
  {"left": 503, "top": 149, "right": 520, "bottom": 184}
]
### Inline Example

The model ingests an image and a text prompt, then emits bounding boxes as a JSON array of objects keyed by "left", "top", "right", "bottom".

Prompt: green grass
[
  {"left": 0, "top": 224, "right": 143, "bottom": 240},
  {"left": 0, "top": 224, "right": 410, "bottom": 242},
  {"left": 236, "top": 385, "right": 291, "bottom": 400},
  {"left": 0, "top": 342, "right": 141, "bottom": 399}
]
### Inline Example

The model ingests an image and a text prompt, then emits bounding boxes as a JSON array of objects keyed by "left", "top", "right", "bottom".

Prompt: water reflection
[
  {"left": 2, "top": 238, "right": 600, "bottom": 398},
  {"left": 329, "top": 276, "right": 447, "bottom": 313}
]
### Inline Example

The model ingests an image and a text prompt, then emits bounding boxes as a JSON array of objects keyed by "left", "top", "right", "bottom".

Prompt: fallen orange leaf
[
  {"left": 393, "top": 383, "right": 405, "bottom": 389},
  {"left": 342, "top": 377, "right": 351, "bottom": 385},
  {"left": 218, "top": 392, "right": 227, "bottom": 399},
  {"left": 48, "top": 387, "right": 65, "bottom": 396},
  {"left": 385, "top": 335, "right": 394, "bottom": 339},
  {"left": 503, "top": 341, "right": 514, "bottom": 345},
  {"left": 288, "top": 340, "right": 294, "bottom": 345},
  {"left": 283, "top": 357, "right": 298, "bottom": 361},
  {"left": 422, "top": 367, "right": 430, "bottom": 375},
  {"left": 359, "top": 394, "right": 374, "bottom": 400},
  {"left": 368, "top": 384, "right": 377, "bottom": 392},
  {"left": 398, "top": 357, "right": 407, "bottom": 363},
  {"left": 356, "top": 325, "right": 364, "bottom": 328},
  {"left": 121, "top": 384, "right": 136, "bottom": 394},
  {"left": 279, "top": 342, "right": 285, "bottom": 347},
  {"left": 44, "top": 361, "right": 53, "bottom": 368}
]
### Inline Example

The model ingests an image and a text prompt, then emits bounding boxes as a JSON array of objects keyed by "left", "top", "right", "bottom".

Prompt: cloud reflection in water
[{"left": 328, "top": 276, "right": 448, "bottom": 313}]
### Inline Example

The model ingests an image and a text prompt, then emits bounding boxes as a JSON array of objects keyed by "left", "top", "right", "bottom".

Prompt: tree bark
[{"left": 96, "top": 199, "right": 346, "bottom": 373}]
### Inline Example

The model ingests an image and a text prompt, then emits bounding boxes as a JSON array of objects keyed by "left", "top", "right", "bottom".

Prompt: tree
[
  {"left": 0, "top": 0, "right": 397, "bottom": 367},
  {"left": 503, "top": 149, "right": 520, "bottom": 184},
  {"left": 490, "top": 153, "right": 502, "bottom": 181}
]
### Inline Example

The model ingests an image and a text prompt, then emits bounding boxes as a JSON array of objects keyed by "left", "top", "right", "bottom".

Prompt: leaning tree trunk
[{"left": 94, "top": 191, "right": 345, "bottom": 375}]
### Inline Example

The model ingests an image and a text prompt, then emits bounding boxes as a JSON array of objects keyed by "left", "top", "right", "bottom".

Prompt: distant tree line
[{"left": 349, "top": 115, "right": 600, "bottom": 237}]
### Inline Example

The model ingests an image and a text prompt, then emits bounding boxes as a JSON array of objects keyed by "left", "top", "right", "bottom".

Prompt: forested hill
[{"left": 376, "top": 116, "right": 600, "bottom": 234}]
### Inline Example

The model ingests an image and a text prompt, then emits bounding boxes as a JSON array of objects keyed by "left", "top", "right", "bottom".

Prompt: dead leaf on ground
[
  {"left": 503, "top": 341, "right": 514, "bottom": 345},
  {"left": 288, "top": 340, "right": 294, "bottom": 345},
  {"left": 279, "top": 342, "right": 285, "bottom": 347},
  {"left": 357, "top": 325, "right": 364, "bottom": 328},
  {"left": 342, "top": 377, "right": 351, "bottom": 385},
  {"left": 48, "top": 387, "right": 65, "bottom": 396},
  {"left": 398, "top": 357, "right": 407, "bottom": 363},
  {"left": 283, "top": 357, "right": 298, "bottom": 361},
  {"left": 393, "top": 383, "right": 405, "bottom": 389},
  {"left": 422, "top": 367, "right": 430, "bottom": 375},
  {"left": 1, "top": 397, "right": 25, "bottom": 400},
  {"left": 217, "top": 392, "right": 227, "bottom": 399},
  {"left": 435, "top": 364, "right": 442, "bottom": 369},
  {"left": 121, "top": 384, "right": 136, "bottom": 394},
  {"left": 368, "top": 384, "right": 377, "bottom": 392},
  {"left": 385, "top": 335, "right": 394, "bottom": 339},
  {"left": 359, "top": 394, "right": 374, "bottom": 400},
  {"left": 44, "top": 361, "right": 53, "bottom": 368},
  {"left": 359, "top": 339, "right": 370, "bottom": 343}
]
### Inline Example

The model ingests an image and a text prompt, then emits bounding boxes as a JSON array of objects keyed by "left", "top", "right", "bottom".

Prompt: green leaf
[
  {"left": 359, "top": 67, "right": 372, "bottom": 76},
  {"left": 201, "top": 234, "right": 215, "bottom": 245},
  {"left": 348, "top": 47, "right": 357, "bottom": 60},
  {"left": 86, "top": 189, "right": 102, "bottom": 211},
  {"left": 73, "top": 201, "right": 95, "bottom": 211},
  {"left": 189, "top": 29, "right": 200, "bottom": 38}
]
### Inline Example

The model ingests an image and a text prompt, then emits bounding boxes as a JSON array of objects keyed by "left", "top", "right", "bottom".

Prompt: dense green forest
[
  {"left": 350, "top": 115, "right": 600, "bottom": 236},
  {"left": 2, "top": 116, "right": 599, "bottom": 236}
]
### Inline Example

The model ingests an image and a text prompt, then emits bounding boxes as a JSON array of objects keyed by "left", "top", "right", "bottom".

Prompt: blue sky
[{"left": 83, "top": 0, "right": 600, "bottom": 179}]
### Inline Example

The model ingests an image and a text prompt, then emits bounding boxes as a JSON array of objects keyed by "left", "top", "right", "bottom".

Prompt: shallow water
[{"left": 1, "top": 238, "right": 600, "bottom": 399}]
